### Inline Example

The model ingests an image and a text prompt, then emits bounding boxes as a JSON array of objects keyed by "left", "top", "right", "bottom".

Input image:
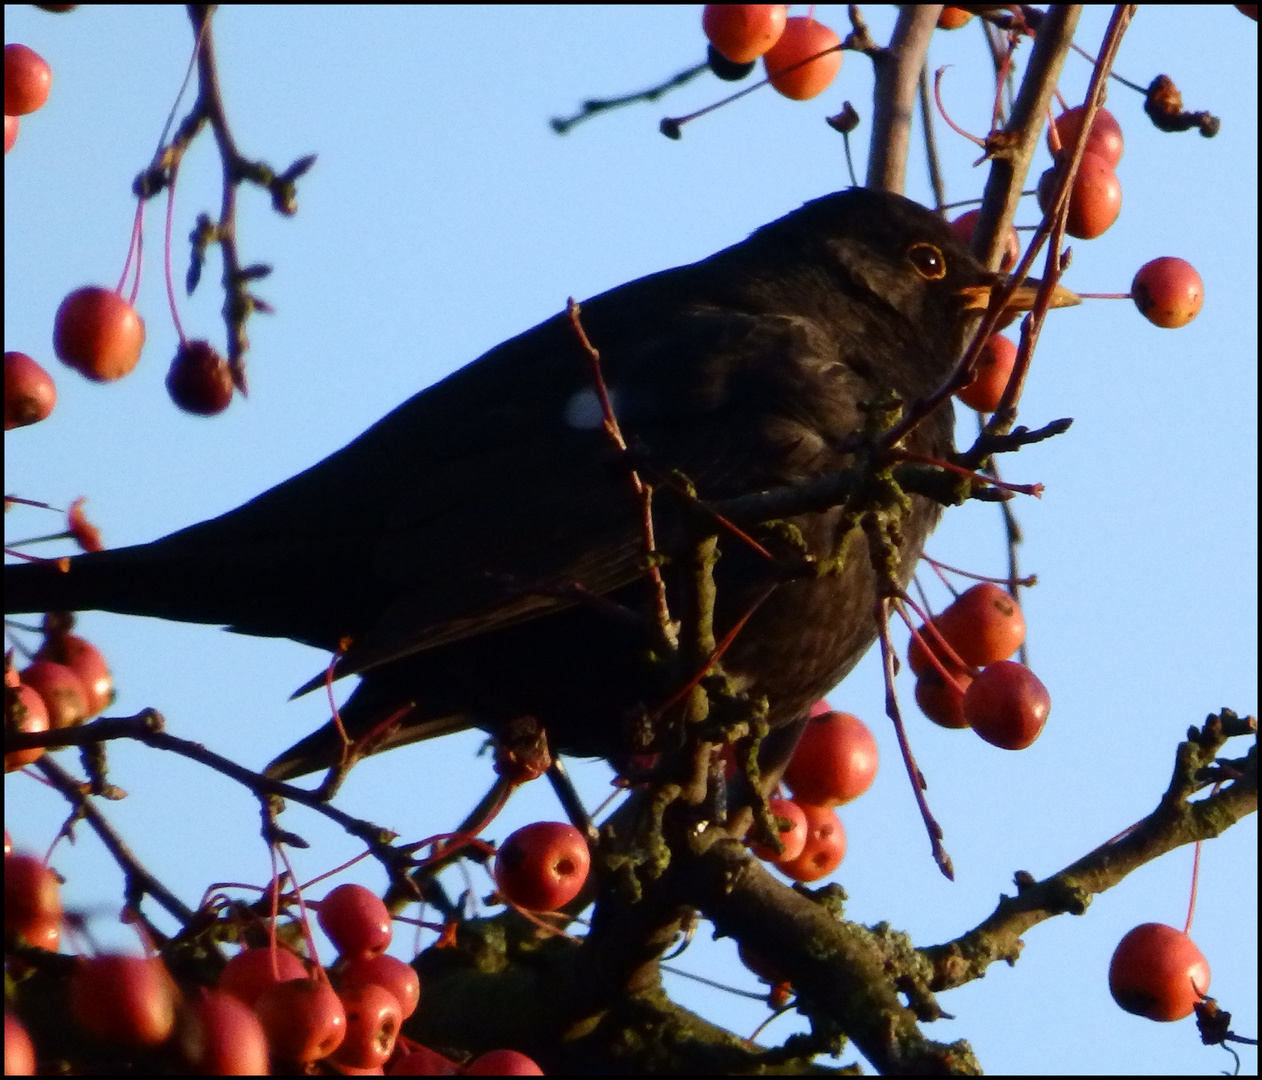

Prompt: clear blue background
[{"left": 5, "top": 6, "right": 1256, "bottom": 1074}]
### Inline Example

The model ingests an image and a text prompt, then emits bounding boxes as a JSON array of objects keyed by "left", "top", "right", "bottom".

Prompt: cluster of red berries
[
  {"left": 702, "top": 5, "right": 842, "bottom": 101},
  {"left": 4, "top": 861, "right": 545, "bottom": 1074},
  {"left": 909, "top": 582, "right": 1050, "bottom": 750},
  {"left": 1038, "top": 105, "right": 1204, "bottom": 328},
  {"left": 6, "top": 30, "right": 235, "bottom": 418},
  {"left": 6, "top": 625, "right": 113, "bottom": 772},
  {"left": 741, "top": 703, "right": 878, "bottom": 884}
]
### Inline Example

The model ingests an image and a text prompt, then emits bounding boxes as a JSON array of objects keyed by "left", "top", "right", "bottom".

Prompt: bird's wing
[{"left": 101, "top": 276, "right": 852, "bottom": 681}]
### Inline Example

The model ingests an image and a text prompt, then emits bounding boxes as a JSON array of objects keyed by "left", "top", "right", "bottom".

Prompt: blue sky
[{"left": 5, "top": 6, "right": 1256, "bottom": 1074}]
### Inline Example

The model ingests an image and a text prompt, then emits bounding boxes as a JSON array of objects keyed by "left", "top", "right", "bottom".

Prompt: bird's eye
[{"left": 907, "top": 242, "right": 947, "bottom": 280}]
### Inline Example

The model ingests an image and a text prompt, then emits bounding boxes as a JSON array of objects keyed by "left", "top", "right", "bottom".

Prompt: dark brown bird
[{"left": 4, "top": 188, "right": 1075, "bottom": 780}]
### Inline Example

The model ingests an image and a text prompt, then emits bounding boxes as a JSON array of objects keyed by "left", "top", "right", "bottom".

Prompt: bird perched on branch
[{"left": 5, "top": 187, "right": 1076, "bottom": 782}]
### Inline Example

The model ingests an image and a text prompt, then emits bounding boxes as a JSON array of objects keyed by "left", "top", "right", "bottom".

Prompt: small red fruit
[
  {"left": 53, "top": 286, "right": 146, "bottom": 382},
  {"left": 340, "top": 953, "right": 421, "bottom": 1019},
  {"left": 1109, "top": 923, "right": 1211, "bottom": 1022},
  {"left": 69, "top": 954, "right": 178, "bottom": 1047},
  {"left": 254, "top": 976, "right": 346, "bottom": 1063},
  {"left": 332, "top": 982, "right": 402, "bottom": 1069},
  {"left": 938, "top": 583, "right": 1026, "bottom": 668},
  {"left": 1037, "top": 152, "right": 1122, "bottom": 240},
  {"left": 702, "top": 4, "right": 787, "bottom": 64},
  {"left": 176, "top": 989, "right": 270, "bottom": 1075},
  {"left": 5, "top": 352, "right": 56, "bottom": 429},
  {"left": 775, "top": 804, "right": 846, "bottom": 882},
  {"left": 783, "top": 711, "right": 878, "bottom": 806},
  {"left": 1049, "top": 105, "right": 1124, "bottom": 168},
  {"left": 465, "top": 1049, "right": 545, "bottom": 1075},
  {"left": 166, "top": 339, "right": 234, "bottom": 415},
  {"left": 963, "top": 661, "right": 1050, "bottom": 750},
  {"left": 5, "top": 1011, "right": 36, "bottom": 1076},
  {"left": 4, "top": 853, "right": 62, "bottom": 942},
  {"left": 1131, "top": 257, "right": 1204, "bottom": 329},
  {"left": 957, "top": 334, "right": 1019, "bottom": 413},
  {"left": 4, "top": 45, "right": 52, "bottom": 116},
  {"left": 5, "top": 114, "right": 18, "bottom": 153},
  {"left": 36, "top": 633, "right": 112, "bottom": 717},
  {"left": 748, "top": 797, "right": 809, "bottom": 862},
  {"left": 218, "top": 945, "right": 308, "bottom": 1006},
  {"left": 495, "top": 822, "right": 591, "bottom": 912},
  {"left": 318, "top": 883, "right": 393, "bottom": 959},
  {"left": 6, "top": 682, "right": 51, "bottom": 771},
  {"left": 19, "top": 659, "right": 89, "bottom": 730},
  {"left": 936, "top": 7, "right": 973, "bottom": 29},
  {"left": 762, "top": 17, "right": 842, "bottom": 101},
  {"left": 949, "top": 210, "right": 1020, "bottom": 273},
  {"left": 914, "top": 667, "right": 972, "bottom": 730}
]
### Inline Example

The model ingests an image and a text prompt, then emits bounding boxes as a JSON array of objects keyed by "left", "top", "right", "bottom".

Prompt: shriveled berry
[
  {"left": 5, "top": 352, "right": 56, "bottom": 429},
  {"left": 964, "top": 661, "right": 1050, "bottom": 750},
  {"left": 707, "top": 43, "right": 756, "bottom": 82},
  {"left": 166, "top": 339, "right": 233, "bottom": 415},
  {"left": 1132, "top": 257, "right": 1203, "bottom": 329}
]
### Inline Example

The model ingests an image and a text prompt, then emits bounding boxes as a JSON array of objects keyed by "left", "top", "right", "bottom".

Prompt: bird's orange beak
[{"left": 957, "top": 275, "right": 1080, "bottom": 317}]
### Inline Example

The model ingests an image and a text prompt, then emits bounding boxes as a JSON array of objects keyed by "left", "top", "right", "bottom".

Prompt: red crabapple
[
  {"left": 1109, "top": 923, "right": 1211, "bottom": 1022},
  {"left": 1132, "top": 257, "right": 1203, "bottom": 328},
  {"left": 762, "top": 17, "right": 841, "bottom": 101},
  {"left": 53, "top": 287, "right": 146, "bottom": 382}
]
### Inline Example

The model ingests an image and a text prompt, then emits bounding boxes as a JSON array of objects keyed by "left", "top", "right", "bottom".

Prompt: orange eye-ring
[{"left": 907, "top": 242, "right": 947, "bottom": 280}]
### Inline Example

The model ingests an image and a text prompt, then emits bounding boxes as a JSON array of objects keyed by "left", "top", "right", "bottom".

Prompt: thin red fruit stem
[
  {"left": 933, "top": 66, "right": 987, "bottom": 147},
  {"left": 663, "top": 43, "right": 844, "bottom": 132},
  {"left": 163, "top": 163, "right": 186, "bottom": 344},
  {"left": 1183, "top": 782, "right": 1218, "bottom": 936},
  {"left": 275, "top": 842, "right": 323, "bottom": 982},
  {"left": 117, "top": 198, "right": 145, "bottom": 302}
]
